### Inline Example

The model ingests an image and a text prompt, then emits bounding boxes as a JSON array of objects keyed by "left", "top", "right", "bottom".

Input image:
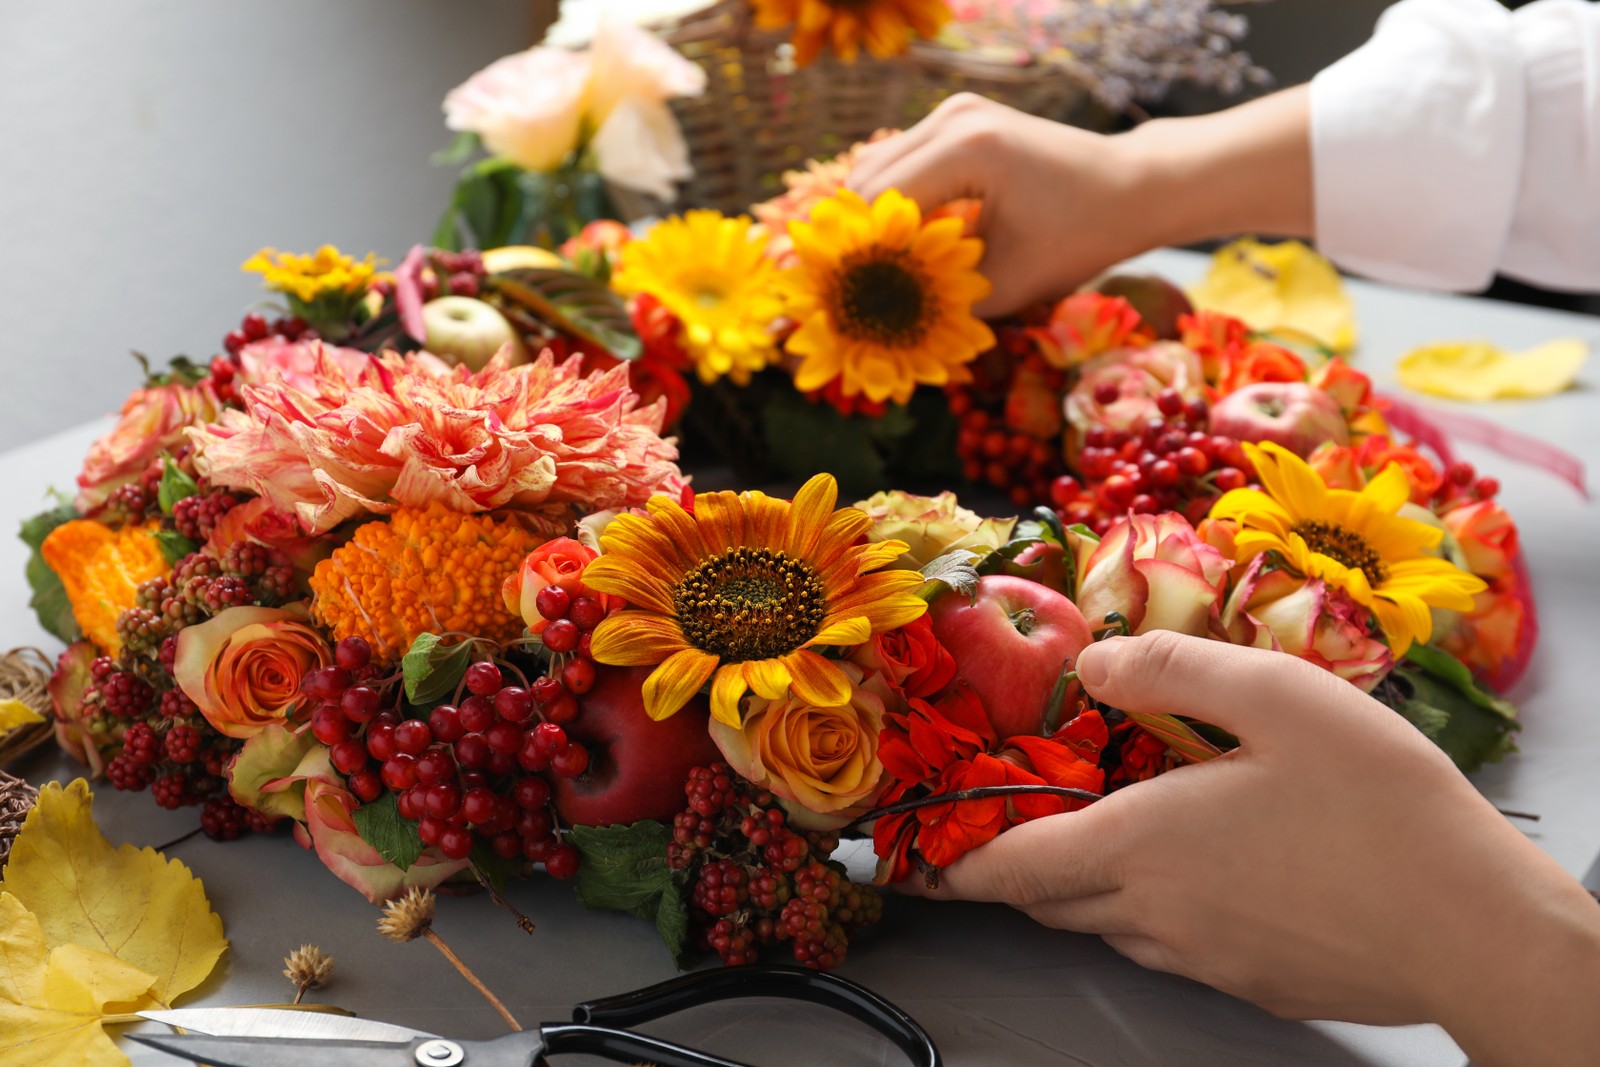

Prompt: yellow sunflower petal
[
  {"left": 807, "top": 615, "right": 873, "bottom": 646},
  {"left": 1210, "top": 487, "right": 1293, "bottom": 534},
  {"left": 642, "top": 648, "right": 720, "bottom": 720},
  {"left": 848, "top": 539, "right": 910, "bottom": 574},
  {"left": 785, "top": 474, "right": 838, "bottom": 558},
  {"left": 710, "top": 665, "right": 751, "bottom": 727},
  {"left": 1371, "top": 593, "right": 1433, "bottom": 653},
  {"left": 694, "top": 490, "right": 747, "bottom": 555},
  {"left": 587, "top": 611, "right": 691, "bottom": 665},
  {"left": 1360, "top": 461, "right": 1413, "bottom": 514},
  {"left": 579, "top": 560, "right": 677, "bottom": 616},
  {"left": 742, "top": 657, "right": 794, "bottom": 701},
  {"left": 780, "top": 649, "right": 853, "bottom": 708}
]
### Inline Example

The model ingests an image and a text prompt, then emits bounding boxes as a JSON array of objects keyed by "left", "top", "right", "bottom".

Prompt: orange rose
[
  {"left": 709, "top": 666, "right": 895, "bottom": 830},
  {"left": 1309, "top": 357, "right": 1373, "bottom": 415},
  {"left": 502, "top": 537, "right": 621, "bottom": 635},
  {"left": 1216, "top": 340, "right": 1307, "bottom": 396},
  {"left": 1357, "top": 436, "right": 1443, "bottom": 504},
  {"left": 847, "top": 615, "right": 956, "bottom": 699},
  {"left": 174, "top": 604, "right": 331, "bottom": 738},
  {"left": 76, "top": 382, "right": 221, "bottom": 512}
]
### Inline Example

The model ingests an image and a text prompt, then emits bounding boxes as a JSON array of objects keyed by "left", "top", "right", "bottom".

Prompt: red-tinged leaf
[
  {"left": 487, "top": 267, "right": 642, "bottom": 361},
  {"left": 1123, "top": 711, "right": 1223, "bottom": 764}
]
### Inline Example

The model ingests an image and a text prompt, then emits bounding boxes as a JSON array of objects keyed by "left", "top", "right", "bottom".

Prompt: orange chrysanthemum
[
  {"left": 751, "top": 0, "right": 950, "bottom": 67},
  {"left": 309, "top": 504, "right": 540, "bottom": 663},
  {"left": 585, "top": 474, "right": 928, "bottom": 727}
]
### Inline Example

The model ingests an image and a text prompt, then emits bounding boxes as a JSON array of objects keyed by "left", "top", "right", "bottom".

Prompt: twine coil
[{"left": 0, "top": 647, "right": 55, "bottom": 767}]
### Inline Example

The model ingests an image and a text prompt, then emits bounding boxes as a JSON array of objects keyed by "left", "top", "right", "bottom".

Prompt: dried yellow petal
[
  {"left": 0, "top": 698, "right": 44, "bottom": 735},
  {"left": 1187, "top": 238, "right": 1357, "bottom": 354},
  {"left": 1396, "top": 338, "right": 1588, "bottom": 401}
]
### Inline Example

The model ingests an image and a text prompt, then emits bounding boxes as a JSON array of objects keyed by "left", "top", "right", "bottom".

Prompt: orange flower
[
  {"left": 1178, "top": 310, "right": 1250, "bottom": 383},
  {"left": 846, "top": 615, "right": 956, "bottom": 699},
  {"left": 1030, "top": 293, "right": 1152, "bottom": 370},
  {"left": 174, "top": 604, "right": 331, "bottom": 739},
  {"left": 502, "top": 536, "right": 622, "bottom": 636},
  {"left": 1356, "top": 436, "right": 1443, "bottom": 504},
  {"left": 75, "top": 382, "right": 221, "bottom": 512},
  {"left": 40, "top": 520, "right": 169, "bottom": 656},
  {"left": 1215, "top": 340, "right": 1307, "bottom": 396}
]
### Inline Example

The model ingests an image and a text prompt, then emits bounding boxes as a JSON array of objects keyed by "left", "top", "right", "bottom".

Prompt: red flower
[
  {"left": 846, "top": 615, "right": 956, "bottom": 699},
  {"left": 1109, "top": 721, "right": 1184, "bottom": 788},
  {"left": 1178, "top": 310, "right": 1250, "bottom": 383},
  {"left": 872, "top": 685, "right": 1105, "bottom": 884}
]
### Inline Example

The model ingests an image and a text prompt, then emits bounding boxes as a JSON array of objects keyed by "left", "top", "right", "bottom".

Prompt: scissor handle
[{"left": 564, "top": 964, "right": 942, "bottom": 1067}]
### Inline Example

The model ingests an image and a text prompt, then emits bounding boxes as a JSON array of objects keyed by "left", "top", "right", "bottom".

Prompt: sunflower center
[
  {"left": 832, "top": 251, "right": 932, "bottom": 346},
  {"left": 672, "top": 547, "right": 828, "bottom": 662},
  {"left": 1294, "top": 521, "right": 1389, "bottom": 585}
]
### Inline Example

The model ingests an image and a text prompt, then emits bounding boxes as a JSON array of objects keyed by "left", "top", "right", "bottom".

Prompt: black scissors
[{"left": 130, "top": 963, "right": 943, "bottom": 1067}]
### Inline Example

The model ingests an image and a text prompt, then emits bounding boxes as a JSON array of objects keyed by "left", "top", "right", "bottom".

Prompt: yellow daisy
[
  {"left": 585, "top": 473, "right": 928, "bottom": 727},
  {"left": 1210, "top": 442, "right": 1487, "bottom": 653},
  {"left": 779, "top": 188, "right": 994, "bottom": 406},
  {"left": 242, "top": 245, "right": 381, "bottom": 304},
  {"left": 751, "top": 0, "right": 951, "bottom": 66},
  {"left": 611, "top": 211, "right": 782, "bottom": 386}
]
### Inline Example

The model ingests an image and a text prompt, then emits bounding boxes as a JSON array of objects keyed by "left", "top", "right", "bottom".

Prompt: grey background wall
[{"left": 0, "top": 0, "right": 1389, "bottom": 456}]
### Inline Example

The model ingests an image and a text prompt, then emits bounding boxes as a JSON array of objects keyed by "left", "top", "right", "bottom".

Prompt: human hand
[
  {"left": 848, "top": 94, "right": 1155, "bottom": 317},
  {"left": 900, "top": 632, "right": 1600, "bottom": 1065}
]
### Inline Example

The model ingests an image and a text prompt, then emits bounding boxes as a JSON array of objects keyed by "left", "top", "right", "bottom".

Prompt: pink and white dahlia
[{"left": 191, "top": 349, "right": 686, "bottom": 534}]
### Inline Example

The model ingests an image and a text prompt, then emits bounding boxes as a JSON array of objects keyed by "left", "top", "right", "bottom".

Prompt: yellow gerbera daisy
[
  {"left": 1210, "top": 442, "right": 1486, "bottom": 653},
  {"left": 751, "top": 0, "right": 951, "bottom": 66},
  {"left": 612, "top": 211, "right": 782, "bottom": 386},
  {"left": 779, "top": 188, "right": 994, "bottom": 406},
  {"left": 585, "top": 473, "right": 928, "bottom": 727},
  {"left": 242, "top": 245, "right": 382, "bottom": 304}
]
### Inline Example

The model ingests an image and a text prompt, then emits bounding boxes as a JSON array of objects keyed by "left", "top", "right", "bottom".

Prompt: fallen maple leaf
[
  {"left": 1188, "top": 238, "right": 1357, "bottom": 355},
  {"left": 1, "top": 779, "right": 228, "bottom": 1006},
  {"left": 0, "top": 893, "right": 157, "bottom": 1065}
]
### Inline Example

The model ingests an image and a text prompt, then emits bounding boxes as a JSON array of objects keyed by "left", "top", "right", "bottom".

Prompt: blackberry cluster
[
  {"left": 669, "top": 763, "right": 882, "bottom": 971},
  {"left": 172, "top": 489, "right": 240, "bottom": 543}
]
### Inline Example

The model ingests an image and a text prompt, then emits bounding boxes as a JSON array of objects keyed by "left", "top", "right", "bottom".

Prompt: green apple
[{"left": 421, "top": 296, "right": 529, "bottom": 371}]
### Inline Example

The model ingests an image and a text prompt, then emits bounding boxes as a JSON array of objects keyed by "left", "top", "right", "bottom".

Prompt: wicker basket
[{"left": 655, "top": 0, "right": 1110, "bottom": 214}]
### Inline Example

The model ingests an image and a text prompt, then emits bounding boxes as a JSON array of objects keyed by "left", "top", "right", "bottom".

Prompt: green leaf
[
  {"left": 1383, "top": 647, "right": 1520, "bottom": 773},
  {"left": 569, "top": 821, "right": 692, "bottom": 967},
  {"left": 135, "top": 352, "right": 209, "bottom": 388},
  {"left": 917, "top": 550, "right": 980, "bottom": 604},
  {"left": 487, "top": 267, "right": 642, "bottom": 362},
  {"left": 157, "top": 458, "right": 199, "bottom": 514},
  {"left": 401, "top": 633, "right": 478, "bottom": 705},
  {"left": 155, "top": 530, "right": 199, "bottom": 565},
  {"left": 431, "top": 130, "right": 480, "bottom": 167},
  {"left": 19, "top": 499, "right": 81, "bottom": 644},
  {"left": 1403, "top": 644, "right": 1519, "bottom": 722},
  {"left": 352, "top": 792, "right": 425, "bottom": 871}
]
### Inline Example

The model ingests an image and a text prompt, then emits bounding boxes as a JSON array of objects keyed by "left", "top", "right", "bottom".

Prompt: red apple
[
  {"left": 550, "top": 665, "right": 721, "bottom": 827},
  {"left": 929, "top": 575, "right": 1094, "bottom": 740},
  {"left": 1208, "top": 381, "right": 1349, "bottom": 458}
]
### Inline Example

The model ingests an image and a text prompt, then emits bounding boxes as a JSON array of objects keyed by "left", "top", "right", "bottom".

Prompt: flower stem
[
  {"left": 422, "top": 928, "right": 522, "bottom": 1031},
  {"left": 846, "top": 783, "right": 1103, "bottom": 831},
  {"left": 470, "top": 862, "right": 536, "bottom": 935}
]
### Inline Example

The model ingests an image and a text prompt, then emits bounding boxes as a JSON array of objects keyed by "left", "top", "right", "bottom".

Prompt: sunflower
[
  {"left": 611, "top": 211, "right": 782, "bottom": 386},
  {"left": 779, "top": 189, "right": 994, "bottom": 406},
  {"left": 585, "top": 473, "right": 928, "bottom": 727},
  {"left": 751, "top": 0, "right": 951, "bottom": 66},
  {"left": 1210, "top": 442, "right": 1486, "bottom": 653}
]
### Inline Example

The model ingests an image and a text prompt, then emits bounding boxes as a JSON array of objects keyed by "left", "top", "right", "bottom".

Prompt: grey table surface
[{"left": 3, "top": 247, "right": 1596, "bottom": 1067}]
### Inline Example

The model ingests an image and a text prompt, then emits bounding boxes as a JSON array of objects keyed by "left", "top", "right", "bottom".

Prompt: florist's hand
[
  {"left": 849, "top": 88, "right": 1315, "bottom": 317},
  {"left": 848, "top": 94, "right": 1154, "bottom": 317},
  {"left": 901, "top": 632, "right": 1600, "bottom": 1067}
]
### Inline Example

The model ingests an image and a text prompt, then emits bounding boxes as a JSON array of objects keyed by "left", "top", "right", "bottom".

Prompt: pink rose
[
  {"left": 1073, "top": 513, "right": 1230, "bottom": 638},
  {"left": 76, "top": 382, "right": 221, "bottom": 512},
  {"left": 1221, "top": 556, "right": 1394, "bottom": 692},
  {"left": 174, "top": 604, "right": 331, "bottom": 738},
  {"left": 502, "top": 537, "right": 621, "bottom": 635},
  {"left": 235, "top": 337, "right": 373, "bottom": 394},
  {"left": 1065, "top": 342, "right": 1205, "bottom": 439},
  {"left": 301, "top": 777, "right": 469, "bottom": 903}
]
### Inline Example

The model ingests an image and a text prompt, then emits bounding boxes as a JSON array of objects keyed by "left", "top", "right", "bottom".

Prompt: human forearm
[{"left": 1117, "top": 85, "right": 1313, "bottom": 251}]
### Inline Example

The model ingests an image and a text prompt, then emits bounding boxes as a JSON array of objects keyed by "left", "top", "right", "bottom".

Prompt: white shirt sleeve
[{"left": 1310, "top": 0, "right": 1600, "bottom": 293}]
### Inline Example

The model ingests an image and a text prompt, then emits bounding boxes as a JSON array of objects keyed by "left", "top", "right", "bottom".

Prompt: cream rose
[{"left": 854, "top": 490, "right": 1015, "bottom": 570}]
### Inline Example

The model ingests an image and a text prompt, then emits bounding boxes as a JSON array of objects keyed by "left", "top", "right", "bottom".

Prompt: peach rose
[
  {"left": 76, "top": 381, "right": 221, "bottom": 511},
  {"left": 1073, "top": 513, "right": 1230, "bottom": 638},
  {"left": 302, "top": 776, "right": 469, "bottom": 903},
  {"left": 174, "top": 604, "right": 331, "bottom": 738},
  {"left": 502, "top": 537, "right": 622, "bottom": 635},
  {"left": 709, "top": 666, "right": 895, "bottom": 830},
  {"left": 1221, "top": 556, "right": 1394, "bottom": 692},
  {"left": 1443, "top": 500, "right": 1518, "bottom": 581}
]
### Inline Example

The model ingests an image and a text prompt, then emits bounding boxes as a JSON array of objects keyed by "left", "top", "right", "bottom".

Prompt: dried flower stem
[
  {"left": 420, "top": 928, "right": 522, "bottom": 1031},
  {"left": 470, "top": 863, "right": 536, "bottom": 935}
]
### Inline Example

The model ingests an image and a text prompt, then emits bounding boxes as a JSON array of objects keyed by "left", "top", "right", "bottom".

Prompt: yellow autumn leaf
[
  {"left": 1396, "top": 338, "right": 1589, "bottom": 401},
  {"left": 0, "top": 893, "right": 156, "bottom": 1067},
  {"left": 1188, "top": 237, "right": 1358, "bottom": 354},
  {"left": 0, "top": 779, "right": 227, "bottom": 1008},
  {"left": 0, "top": 697, "right": 45, "bottom": 736}
]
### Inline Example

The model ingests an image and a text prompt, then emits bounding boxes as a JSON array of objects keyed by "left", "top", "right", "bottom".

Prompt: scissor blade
[
  {"left": 127, "top": 1032, "right": 411, "bottom": 1067},
  {"left": 137, "top": 1006, "right": 431, "bottom": 1042}
]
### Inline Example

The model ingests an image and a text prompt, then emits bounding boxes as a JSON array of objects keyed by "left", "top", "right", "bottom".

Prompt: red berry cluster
[
  {"left": 213, "top": 312, "right": 313, "bottom": 404},
  {"left": 372, "top": 250, "right": 487, "bottom": 303},
  {"left": 949, "top": 394, "right": 1064, "bottom": 509},
  {"left": 1054, "top": 390, "right": 1257, "bottom": 535},
  {"left": 172, "top": 489, "right": 240, "bottom": 543},
  {"left": 667, "top": 763, "right": 882, "bottom": 971},
  {"left": 317, "top": 639, "right": 583, "bottom": 878},
  {"left": 1435, "top": 460, "right": 1502, "bottom": 508}
]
